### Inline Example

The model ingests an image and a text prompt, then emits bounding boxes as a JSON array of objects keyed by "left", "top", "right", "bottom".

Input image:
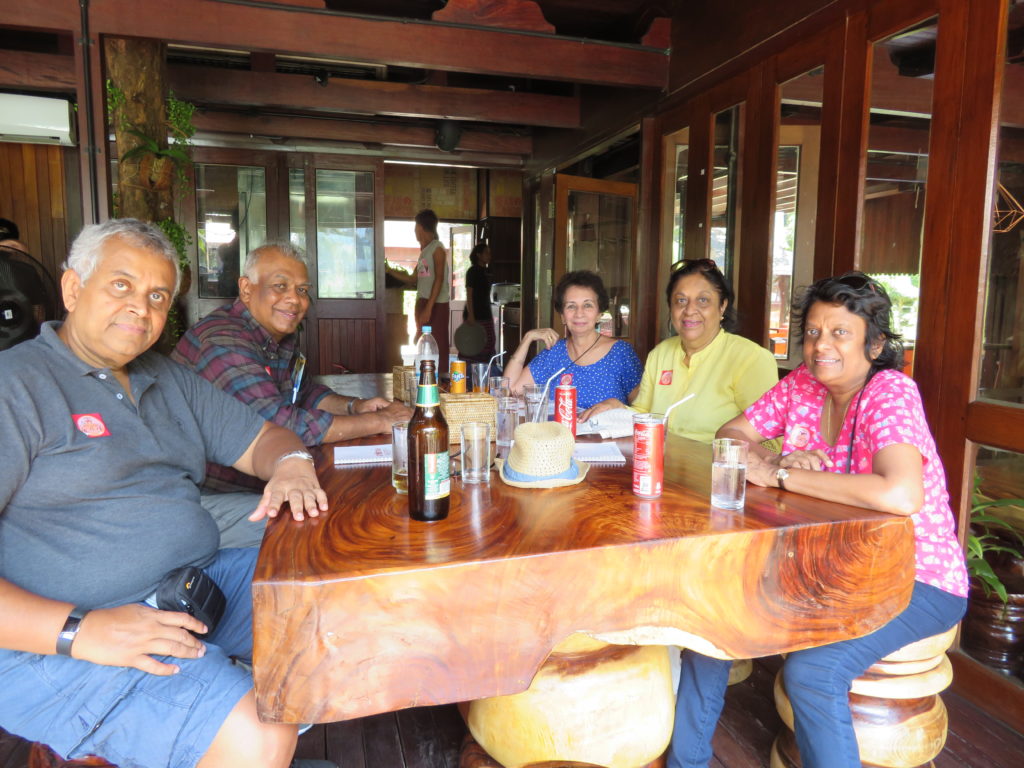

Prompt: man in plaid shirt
[{"left": 173, "top": 242, "right": 410, "bottom": 547}]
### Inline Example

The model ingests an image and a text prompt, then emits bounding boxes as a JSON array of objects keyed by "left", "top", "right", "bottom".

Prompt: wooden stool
[
  {"left": 770, "top": 627, "right": 956, "bottom": 768},
  {"left": 464, "top": 634, "right": 674, "bottom": 768}
]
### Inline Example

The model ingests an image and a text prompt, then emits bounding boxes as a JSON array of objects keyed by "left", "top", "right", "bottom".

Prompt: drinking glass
[
  {"left": 523, "top": 384, "right": 546, "bottom": 422},
  {"left": 471, "top": 363, "right": 488, "bottom": 393},
  {"left": 496, "top": 396, "right": 520, "bottom": 459},
  {"left": 391, "top": 421, "right": 409, "bottom": 494},
  {"left": 488, "top": 376, "right": 510, "bottom": 399},
  {"left": 711, "top": 438, "right": 747, "bottom": 510},
  {"left": 461, "top": 422, "right": 491, "bottom": 484}
]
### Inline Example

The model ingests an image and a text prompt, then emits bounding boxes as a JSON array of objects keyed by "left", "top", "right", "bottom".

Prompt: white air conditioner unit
[{"left": 0, "top": 93, "right": 76, "bottom": 146}]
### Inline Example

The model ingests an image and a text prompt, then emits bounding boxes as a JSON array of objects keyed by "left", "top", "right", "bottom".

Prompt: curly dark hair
[
  {"left": 414, "top": 209, "right": 438, "bottom": 236},
  {"left": 553, "top": 270, "right": 609, "bottom": 313},
  {"left": 794, "top": 271, "right": 904, "bottom": 373},
  {"left": 665, "top": 259, "right": 737, "bottom": 332}
]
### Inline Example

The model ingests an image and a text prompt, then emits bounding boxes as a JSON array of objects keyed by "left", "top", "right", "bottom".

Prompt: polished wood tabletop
[{"left": 252, "top": 432, "right": 915, "bottom": 724}]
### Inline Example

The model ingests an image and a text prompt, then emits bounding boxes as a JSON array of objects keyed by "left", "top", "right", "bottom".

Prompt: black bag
[{"left": 155, "top": 566, "right": 226, "bottom": 636}]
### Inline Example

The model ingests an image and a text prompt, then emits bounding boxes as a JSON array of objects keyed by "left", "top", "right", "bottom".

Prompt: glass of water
[
  {"left": 711, "top": 438, "right": 747, "bottom": 510},
  {"left": 496, "top": 396, "right": 520, "bottom": 459},
  {"left": 392, "top": 421, "right": 409, "bottom": 494}
]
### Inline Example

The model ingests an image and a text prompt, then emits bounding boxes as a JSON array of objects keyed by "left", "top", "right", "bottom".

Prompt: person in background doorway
[
  {"left": 386, "top": 209, "right": 451, "bottom": 375},
  {"left": 462, "top": 242, "right": 496, "bottom": 363}
]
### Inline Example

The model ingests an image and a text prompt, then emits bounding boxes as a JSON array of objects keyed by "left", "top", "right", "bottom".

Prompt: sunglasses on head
[
  {"left": 672, "top": 258, "right": 720, "bottom": 273},
  {"left": 835, "top": 272, "right": 878, "bottom": 293}
]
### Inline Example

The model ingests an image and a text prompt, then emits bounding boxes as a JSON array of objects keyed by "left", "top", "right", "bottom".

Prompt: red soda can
[
  {"left": 554, "top": 384, "right": 577, "bottom": 436},
  {"left": 632, "top": 414, "right": 665, "bottom": 498}
]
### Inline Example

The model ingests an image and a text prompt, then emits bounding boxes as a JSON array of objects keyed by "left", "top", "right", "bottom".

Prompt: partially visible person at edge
[
  {"left": 386, "top": 208, "right": 451, "bottom": 375},
  {"left": 172, "top": 242, "right": 411, "bottom": 548},
  {"left": 461, "top": 242, "right": 496, "bottom": 363},
  {"left": 667, "top": 272, "right": 968, "bottom": 768},
  {"left": 0, "top": 217, "right": 47, "bottom": 330},
  {"left": 630, "top": 258, "right": 778, "bottom": 443},
  {"left": 0, "top": 218, "right": 335, "bottom": 768},
  {"left": 505, "top": 270, "right": 643, "bottom": 418}
]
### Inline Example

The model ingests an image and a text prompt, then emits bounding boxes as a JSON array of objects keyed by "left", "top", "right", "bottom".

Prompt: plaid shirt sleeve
[{"left": 190, "top": 340, "right": 335, "bottom": 446}]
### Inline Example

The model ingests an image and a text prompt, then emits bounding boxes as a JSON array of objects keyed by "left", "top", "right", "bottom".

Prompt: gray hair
[
  {"left": 65, "top": 218, "right": 181, "bottom": 296},
  {"left": 242, "top": 241, "right": 309, "bottom": 282}
]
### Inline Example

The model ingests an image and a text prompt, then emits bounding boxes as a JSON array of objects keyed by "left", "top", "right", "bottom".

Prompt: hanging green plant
[{"left": 156, "top": 217, "right": 192, "bottom": 272}]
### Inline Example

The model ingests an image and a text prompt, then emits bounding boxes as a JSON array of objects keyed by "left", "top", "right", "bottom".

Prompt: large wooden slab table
[{"left": 252, "top": 433, "right": 915, "bottom": 724}]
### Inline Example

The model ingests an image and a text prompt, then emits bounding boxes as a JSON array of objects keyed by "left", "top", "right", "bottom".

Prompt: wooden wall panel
[
  {"left": 0, "top": 143, "right": 69, "bottom": 282},
  {"left": 860, "top": 190, "right": 925, "bottom": 275},
  {"left": 317, "top": 318, "right": 377, "bottom": 375}
]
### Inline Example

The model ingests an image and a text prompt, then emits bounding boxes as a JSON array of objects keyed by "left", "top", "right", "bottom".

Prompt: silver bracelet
[
  {"left": 56, "top": 606, "right": 88, "bottom": 656},
  {"left": 346, "top": 398, "right": 358, "bottom": 415},
  {"left": 276, "top": 450, "right": 314, "bottom": 465}
]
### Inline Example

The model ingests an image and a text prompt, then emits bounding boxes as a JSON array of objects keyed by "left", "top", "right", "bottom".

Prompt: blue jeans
[{"left": 667, "top": 581, "right": 967, "bottom": 768}]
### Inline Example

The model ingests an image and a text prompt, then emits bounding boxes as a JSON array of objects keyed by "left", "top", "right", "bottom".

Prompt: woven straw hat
[{"left": 498, "top": 421, "right": 589, "bottom": 488}]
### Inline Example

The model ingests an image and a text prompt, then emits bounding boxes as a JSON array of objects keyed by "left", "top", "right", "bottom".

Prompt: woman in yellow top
[{"left": 631, "top": 259, "right": 778, "bottom": 442}]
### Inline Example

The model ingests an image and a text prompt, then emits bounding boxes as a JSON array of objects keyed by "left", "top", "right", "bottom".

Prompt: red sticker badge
[
  {"left": 72, "top": 413, "right": 111, "bottom": 438},
  {"left": 559, "top": 372, "right": 573, "bottom": 385},
  {"left": 659, "top": 370, "right": 673, "bottom": 385},
  {"left": 791, "top": 425, "right": 811, "bottom": 449}
]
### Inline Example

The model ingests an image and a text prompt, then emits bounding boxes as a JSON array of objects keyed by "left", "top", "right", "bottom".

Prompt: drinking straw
[
  {"left": 484, "top": 350, "right": 504, "bottom": 382},
  {"left": 662, "top": 393, "right": 696, "bottom": 427},
  {"left": 534, "top": 366, "right": 567, "bottom": 422}
]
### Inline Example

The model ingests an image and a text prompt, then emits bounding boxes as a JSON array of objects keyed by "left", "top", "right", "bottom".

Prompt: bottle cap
[{"left": 422, "top": 325, "right": 432, "bottom": 333}]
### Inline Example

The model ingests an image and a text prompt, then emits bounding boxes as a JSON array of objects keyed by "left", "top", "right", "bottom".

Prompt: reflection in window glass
[
  {"left": 315, "top": 170, "right": 374, "bottom": 299},
  {"left": 288, "top": 168, "right": 306, "bottom": 253},
  {"left": 673, "top": 143, "right": 689, "bottom": 263},
  {"left": 450, "top": 225, "right": 474, "bottom": 303},
  {"left": 711, "top": 107, "right": 739, "bottom": 276},
  {"left": 859, "top": 18, "right": 937, "bottom": 375},
  {"left": 979, "top": 7, "right": 1024, "bottom": 405},
  {"left": 770, "top": 146, "right": 799, "bottom": 359},
  {"left": 566, "top": 190, "right": 633, "bottom": 337},
  {"left": 195, "top": 165, "right": 266, "bottom": 299}
]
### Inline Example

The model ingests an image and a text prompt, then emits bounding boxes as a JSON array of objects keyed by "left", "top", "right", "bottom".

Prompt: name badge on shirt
[
  {"left": 559, "top": 373, "right": 573, "bottom": 386},
  {"left": 73, "top": 413, "right": 111, "bottom": 438},
  {"left": 659, "top": 370, "right": 673, "bottom": 385}
]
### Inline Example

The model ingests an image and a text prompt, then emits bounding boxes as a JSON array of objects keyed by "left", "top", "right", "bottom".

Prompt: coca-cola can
[
  {"left": 554, "top": 384, "right": 577, "bottom": 436},
  {"left": 632, "top": 413, "right": 665, "bottom": 498}
]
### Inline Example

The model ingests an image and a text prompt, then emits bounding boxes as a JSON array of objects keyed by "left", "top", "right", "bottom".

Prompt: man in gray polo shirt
[{"left": 0, "top": 219, "right": 333, "bottom": 768}]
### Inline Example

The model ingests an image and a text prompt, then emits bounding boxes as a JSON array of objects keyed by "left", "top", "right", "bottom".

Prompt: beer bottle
[{"left": 407, "top": 358, "right": 450, "bottom": 521}]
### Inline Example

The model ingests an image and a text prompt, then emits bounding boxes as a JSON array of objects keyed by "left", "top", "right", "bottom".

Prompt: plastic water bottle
[{"left": 414, "top": 326, "right": 440, "bottom": 381}]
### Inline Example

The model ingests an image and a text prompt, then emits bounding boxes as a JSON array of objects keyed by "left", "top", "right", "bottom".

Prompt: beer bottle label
[
  {"left": 416, "top": 383, "right": 440, "bottom": 407},
  {"left": 423, "top": 452, "right": 450, "bottom": 500}
]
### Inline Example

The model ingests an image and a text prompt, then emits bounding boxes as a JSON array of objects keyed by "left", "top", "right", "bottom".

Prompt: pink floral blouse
[{"left": 745, "top": 365, "right": 968, "bottom": 598}]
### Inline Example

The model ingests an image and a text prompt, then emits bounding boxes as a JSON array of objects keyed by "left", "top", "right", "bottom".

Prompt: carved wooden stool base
[
  {"left": 460, "top": 732, "right": 666, "bottom": 768},
  {"left": 771, "top": 627, "right": 955, "bottom": 768},
  {"left": 464, "top": 634, "right": 674, "bottom": 768}
]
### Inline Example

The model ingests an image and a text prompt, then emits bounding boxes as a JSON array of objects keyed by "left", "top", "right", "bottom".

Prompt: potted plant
[
  {"left": 961, "top": 489, "right": 1024, "bottom": 677},
  {"left": 121, "top": 127, "right": 191, "bottom": 191}
]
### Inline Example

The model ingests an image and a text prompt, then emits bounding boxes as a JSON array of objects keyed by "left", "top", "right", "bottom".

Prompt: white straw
[
  {"left": 663, "top": 393, "right": 696, "bottom": 427},
  {"left": 534, "top": 366, "right": 567, "bottom": 422},
  {"left": 485, "top": 350, "right": 504, "bottom": 382}
]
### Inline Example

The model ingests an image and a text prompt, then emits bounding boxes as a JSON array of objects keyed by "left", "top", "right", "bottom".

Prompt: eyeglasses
[{"left": 835, "top": 272, "right": 878, "bottom": 294}]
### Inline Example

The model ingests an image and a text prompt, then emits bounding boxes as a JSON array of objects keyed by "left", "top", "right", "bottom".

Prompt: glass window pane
[
  {"left": 979, "top": 8, "right": 1024, "bottom": 405},
  {"left": 566, "top": 190, "right": 633, "bottom": 337},
  {"left": 288, "top": 167, "right": 306, "bottom": 253},
  {"left": 195, "top": 165, "right": 267, "bottom": 299},
  {"left": 773, "top": 66, "right": 824, "bottom": 365},
  {"left": 315, "top": 169, "right": 375, "bottom": 299},
  {"left": 450, "top": 225, "right": 475, "bottom": 303},
  {"left": 711, "top": 106, "right": 740, "bottom": 276},
  {"left": 859, "top": 18, "right": 937, "bottom": 375},
  {"left": 673, "top": 140, "right": 689, "bottom": 264}
]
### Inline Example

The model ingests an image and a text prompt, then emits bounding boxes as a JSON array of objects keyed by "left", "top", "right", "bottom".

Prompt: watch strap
[
  {"left": 56, "top": 606, "right": 88, "bottom": 656},
  {"left": 776, "top": 467, "right": 789, "bottom": 491}
]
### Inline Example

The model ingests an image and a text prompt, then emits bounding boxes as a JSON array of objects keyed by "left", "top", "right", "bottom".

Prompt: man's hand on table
[
  {"left": 353, "top": 396, "right": 392, "bottom": 414},
  {"left": 251, "top": 455, "right": 328, "bottom": 523},
  {"left": 371, "top": 400, "right": 413, "bottom": 429},
  {"left": 70, "top": 603, "right": 208, "bottom": 676}
]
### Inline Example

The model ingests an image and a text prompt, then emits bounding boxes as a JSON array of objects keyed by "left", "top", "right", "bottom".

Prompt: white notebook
[
  {"left": 572, "top": 442, "right": 626, "bottom": 464},
  {"left": 334, "top": 444, "right": 392, "bottom": 465}
]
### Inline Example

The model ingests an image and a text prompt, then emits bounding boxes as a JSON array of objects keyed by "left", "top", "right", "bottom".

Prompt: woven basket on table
[
  {"left": 392, "top": 365, "right": 414, "bottom": 402},
  {"left": 440, "top": 392, "right": 497, "bottom": 444}
]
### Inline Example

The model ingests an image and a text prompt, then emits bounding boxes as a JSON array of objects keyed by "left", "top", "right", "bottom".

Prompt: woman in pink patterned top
[{"left": 668, "top": 273, "right": 967, "bottom": 768}]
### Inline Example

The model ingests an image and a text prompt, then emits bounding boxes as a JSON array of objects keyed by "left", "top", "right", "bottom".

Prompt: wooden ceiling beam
[
  {"left": 193, "top": 111, "right": 531, "bottom": 155},
  {"left": 0, "top": 50, "right": 75, "bottom": 91},
  {"left": 83, "top": 0, "right": 667, "bottom": 89},
  {"left": 169, "top": 66, "right": 579, "bottom": 128}
]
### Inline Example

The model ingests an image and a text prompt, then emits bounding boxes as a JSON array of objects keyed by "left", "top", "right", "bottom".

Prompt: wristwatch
[
  {"left": 56, "top": 606, "right": 88, "bottom": 656},
  {"left": 276, "top": 450, "right": 314, "bottom": 465},
  {"left": 775, "top": 467, "right": 790, "bottom": 491}
]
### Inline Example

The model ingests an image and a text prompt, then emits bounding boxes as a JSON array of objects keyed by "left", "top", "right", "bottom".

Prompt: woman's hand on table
[
  {"left": 746, "top": 453, "right": 785, "bottom": 487},
  {"left": 779, "top": 449, "right": 833, "bottom": 471},
  {"left": 580, "top": 398, "right": 625, "bottom": 423},
  {"left": 252, "top": 456, "right": 328, "bottom": 523}
]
